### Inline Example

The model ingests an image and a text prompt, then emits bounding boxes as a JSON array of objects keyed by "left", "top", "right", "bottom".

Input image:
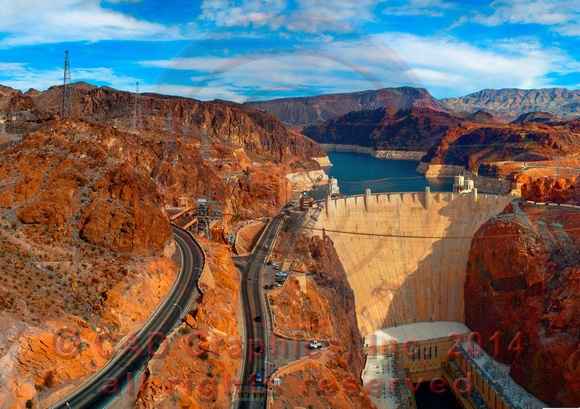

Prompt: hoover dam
[{"left": 315, "top": 188, "right": 514, "bottom": 337}]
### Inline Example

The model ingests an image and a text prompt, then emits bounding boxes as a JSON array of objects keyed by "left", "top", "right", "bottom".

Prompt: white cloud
[
  {"left": 470, "top": 0, "right": 580, "bottom": 37},
  {"left": 377, "top": 32, "right": 580, "bottom": 96},
  {"left": 295, "top": 0, "right": 382, "bottom": 23},
  {"left": 384, "top": 0, "right": 455, "bottom": 17},
  {"left": 0, "top": 0, "right": 181, "bottom": 47},
  {"left": 199, "top": 0, "right": 287, "bottom": 27},
  {"left": 138, "top": 37, "right": 424, "bottom": 102}
]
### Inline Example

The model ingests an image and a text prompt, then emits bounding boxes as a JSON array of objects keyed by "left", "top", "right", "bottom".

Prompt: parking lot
[{"left": 261, "top": 260, "right": 288, "bottom": 289}]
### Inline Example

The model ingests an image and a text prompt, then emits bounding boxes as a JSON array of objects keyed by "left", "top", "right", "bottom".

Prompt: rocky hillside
[
  {"left": 511, "top": 111, "right": 561, "bottom": 124},
  {"left": 266, "top": 234, "right": 376, "bottom": 408},
  {"left": 0, "top": 119, "right": 176, "bottom": 254},
  {"left": 0, "top": 79, "right": 331, "bottom": 407},
  {"left": 134, "top": 238, "right": 242, "bottom": 409},
  {"left": 519, "top": 175, "right": 580, "bottom": 204},
  {"left": 465, "top": 201, "right": 580, "bottom": 407},
  {"left": 301, "top": 107, "right": 463, "bottom": 150},
  {"left": 421, "top": 120, "right": 580, "bottom": 174},
  {"left": 0, "top": 119, "right": 183, "bottom": 408},
  {"left": 451, "top": 110, "right": 497, "bottom": 123},
  {"left": 442, "top": 88, "right": 580, "bottom": 122},
  {"left": 1, "top": 82, "right": 327, "bottom": 164},
  {"left": 245, "top": 87, "right": 452, "bottom": 128}
]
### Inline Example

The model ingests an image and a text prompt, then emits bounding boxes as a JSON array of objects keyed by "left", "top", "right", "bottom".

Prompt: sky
[{"left": 1, "top": 0, "right": 579, "bottom": 102}]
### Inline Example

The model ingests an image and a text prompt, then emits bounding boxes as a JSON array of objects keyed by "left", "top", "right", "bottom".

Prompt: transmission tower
[
  {"left": 131, "top": 82, "right": 142, "bottom": 133},
  {"left": 194, "top": 199, "right": 223, "bottom": 238},
  {"left": 200, "top": 125, "right": 210, "bottom": 160},
  {"left": 0, "top": 119, "right": 7, "bottom": 144},
  {"left": 166, "top": 109, "right": 174, "bottom": 134},
  {"left": 61, "top": 50, "right": 73, "bottom": 118}
]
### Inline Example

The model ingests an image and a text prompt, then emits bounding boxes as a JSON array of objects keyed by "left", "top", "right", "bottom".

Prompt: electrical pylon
[
  {"left": 61, "top": 50, "right": 73, "bottom": 118},
  {"left": 131, "top": 82, "right": 142, "bottom": 134}
]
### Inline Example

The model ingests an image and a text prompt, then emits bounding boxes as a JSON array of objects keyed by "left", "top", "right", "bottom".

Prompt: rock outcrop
[
  {"left": 0, "top": 119, "right": 174, "bottom": 253},
  {"left": 465, "top": 203, "right": 580, "bottom": 407},
  {"left": 511, "top": 111, "right": 561, "bottom": 124},
  {"left": 266, "top": 234, "right": 376, "bottom": 408},
  {"left": 519, "top": 175, "right": 580, "bottom": 204},
  {"left": 0, "top": 80, "right": 330, "bottom": 406},
  {"left": 420, "top": 121, "right": 580, "bottom": 174}
]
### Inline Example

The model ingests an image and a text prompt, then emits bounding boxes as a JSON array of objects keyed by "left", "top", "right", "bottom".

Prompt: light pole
[{"left": 173, "top": 302, "right": 182, "bottom": 316}]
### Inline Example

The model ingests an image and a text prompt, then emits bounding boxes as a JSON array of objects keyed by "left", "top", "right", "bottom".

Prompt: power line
[
  {"left": 337, "top": 176, "right": 424, "bottom": 184},
  {"left": 220, "top": 210, "right": 580, "bottom": 241}
]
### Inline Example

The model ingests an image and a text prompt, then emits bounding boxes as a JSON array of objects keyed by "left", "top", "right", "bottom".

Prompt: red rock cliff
[{"left": 465, "top": 203, "right": 580, "bottom": 407}]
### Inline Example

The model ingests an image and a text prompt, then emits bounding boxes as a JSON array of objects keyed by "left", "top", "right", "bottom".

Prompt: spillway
[{"left": 315, "top": 189, "right": 513, "bottom": 337}]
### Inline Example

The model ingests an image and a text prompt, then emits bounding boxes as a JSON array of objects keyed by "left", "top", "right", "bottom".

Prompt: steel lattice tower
[
  {"left": 200, "top": 125, "right": 210, "bottom": 160},
  {"left": 61, "top": 50, "right": 73, "bottom": 118},
  {"left": 131, "top": 82, "right": 142, "bottom": 133}
]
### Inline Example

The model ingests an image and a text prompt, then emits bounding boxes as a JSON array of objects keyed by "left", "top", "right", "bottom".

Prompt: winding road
[
  {"left": 50, "top": 225, "right": 204, "bottom": 409},
  {"left": 237, "top": 214, "right": 285, "bottom": 409}
]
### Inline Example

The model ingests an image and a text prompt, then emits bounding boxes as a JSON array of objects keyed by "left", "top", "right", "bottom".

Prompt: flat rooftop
[{"left": 366, "top": 321, "right": 471, "bottom": 345}]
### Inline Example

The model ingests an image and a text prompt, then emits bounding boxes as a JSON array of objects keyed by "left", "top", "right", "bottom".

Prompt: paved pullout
[
  {"left": 51, "top": 226, "right": 204, "bottom": 409},
  {"left": 237, "top": 214, "right": 284, "bottom": 409}
]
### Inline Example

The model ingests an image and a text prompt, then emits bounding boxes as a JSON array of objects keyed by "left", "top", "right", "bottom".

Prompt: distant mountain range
[
  {"left": 245, "top": 86, "right": 580, "bottom": 127},
  {"left": 442, "top": 88, "right": 580, "bottom": 122},
  {"left": 244, "top": 87, "right": 452, "bottom": 129}
]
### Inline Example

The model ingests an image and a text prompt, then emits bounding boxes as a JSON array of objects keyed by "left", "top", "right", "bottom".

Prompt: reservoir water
[{"left": 323, "top": 152, "right": 454, "bottom": 196}]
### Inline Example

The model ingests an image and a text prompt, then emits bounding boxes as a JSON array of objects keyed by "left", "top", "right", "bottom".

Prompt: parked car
[
  {"left": 255, "top": 373, "right": 262, "bottom": 383},
  {"left": 254, "top": 316, "right": 262, "bottom": 322},
  {"left": 309, "top": 340, "right": 323, "bottom": 349}
]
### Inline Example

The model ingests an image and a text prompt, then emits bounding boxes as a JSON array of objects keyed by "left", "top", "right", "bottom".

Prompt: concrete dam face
[{"left": 314, "top": 190, "right": 513, "bottom": 337}]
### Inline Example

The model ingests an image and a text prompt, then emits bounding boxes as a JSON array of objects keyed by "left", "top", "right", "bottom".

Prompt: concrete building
[
  {"left": 299, "top": 193, "right": 314, "bottom": 211},
  {"left": 177, "top": 197, "right": 190, "bottom": 207},
  {"left": 363, "top": 322, "right": 547, "bottom": 409},
  {"left": 453, "top": 175, "right": 475, "bottom": 193},
  {"left": 328, "top": 177, "right": 340, "bottom": 195}
]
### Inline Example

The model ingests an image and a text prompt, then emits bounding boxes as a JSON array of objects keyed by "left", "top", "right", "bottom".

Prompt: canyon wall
[
  {"left": 314, "top": 191, "right": 513, "bottom": 337},
  {"left": 465, "top": 203, "right": 580, "bottom": 407},
  {"left": 302, "top": 107, "right": 461, "bottom": 151}
]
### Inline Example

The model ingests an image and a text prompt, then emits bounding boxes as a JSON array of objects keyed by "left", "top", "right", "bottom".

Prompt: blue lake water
[{"left": 323, "top": 152, "right": 454, "bottom": 196}]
